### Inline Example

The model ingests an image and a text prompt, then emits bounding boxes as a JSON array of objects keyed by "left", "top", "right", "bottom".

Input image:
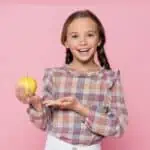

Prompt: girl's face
[{"left": 65, "top": 17, "right": 101, "bottom": 64}]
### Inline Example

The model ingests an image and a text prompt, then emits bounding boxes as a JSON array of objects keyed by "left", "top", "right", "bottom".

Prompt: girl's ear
[
  {"left": 64, "top": 41, "right": 69, "bottom": 48},
  {"left": 98, "top": 41, "right": 101, "bottom": 46}
]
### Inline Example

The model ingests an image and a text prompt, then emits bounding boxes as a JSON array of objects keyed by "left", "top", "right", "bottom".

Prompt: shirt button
[{"left": 72, "top": 147, "right": 78, "bottom": 150}]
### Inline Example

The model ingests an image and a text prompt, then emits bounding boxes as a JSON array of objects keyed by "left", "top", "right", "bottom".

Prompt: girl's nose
[{"left": 79, "top": 38, "right": 87, "bottom": 45}]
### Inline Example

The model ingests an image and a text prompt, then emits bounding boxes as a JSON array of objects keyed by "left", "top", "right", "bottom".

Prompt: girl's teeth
[{"left": 79, "top": 49, "right": 89, "bottom": 52}]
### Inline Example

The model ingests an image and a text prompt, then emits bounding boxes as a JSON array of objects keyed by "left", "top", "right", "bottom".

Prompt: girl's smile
[
  {"left": 65, "top": 18, "right": 101, "bottom": 64},
  {"left": 75, "top": 48, "right": 94, "bottom": 57}
]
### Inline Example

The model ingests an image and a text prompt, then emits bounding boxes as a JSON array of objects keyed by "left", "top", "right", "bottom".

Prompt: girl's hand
[
  {"left": 15, "top": 86, "right": 43, "bottom": 111},
  {"left": 29, "top": 95, "right": 43, "bottom": 111},
  {"left": 15, "top": 86, "right": 31, "bottom": 104},
  {"left": 43, "top": 96, "right": 81, "bottom": 111},
  {"left": 59, "top": 96, "right": 81, "bottom": 111},
  {"left": 59, "top": 97, "right": 90, "bottom": 117},
  {"left": 42, "top": 99, "right": 62, "bottom": 109}
]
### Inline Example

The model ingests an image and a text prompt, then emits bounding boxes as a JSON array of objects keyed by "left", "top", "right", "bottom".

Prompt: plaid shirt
[{"left": 27, "top": 65, "right": 128, "bottom": 145}]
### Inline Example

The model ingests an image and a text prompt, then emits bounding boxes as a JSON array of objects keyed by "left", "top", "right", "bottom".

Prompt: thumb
[
  {"left": 57, "top": 97, "right": 66, "bottom": 102},
  {"left": 29, "top": 95, "right": 39, "bottom": 104}
]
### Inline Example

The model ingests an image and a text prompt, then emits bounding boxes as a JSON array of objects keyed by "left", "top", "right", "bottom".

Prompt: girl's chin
[{"left": 76, "top": 56, "right": 93, "bottom": 63}]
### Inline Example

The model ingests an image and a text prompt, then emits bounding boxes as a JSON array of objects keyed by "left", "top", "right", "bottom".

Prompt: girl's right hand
[{"left": 15, "top": 86, "right": 43, "bottom": 111}]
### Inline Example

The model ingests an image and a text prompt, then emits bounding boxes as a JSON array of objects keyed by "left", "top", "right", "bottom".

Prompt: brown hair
[{"left": 61, "top": 9, "right": 111, "bottom": 70}]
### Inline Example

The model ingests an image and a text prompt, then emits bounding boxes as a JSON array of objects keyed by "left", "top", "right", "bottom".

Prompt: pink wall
[{"left": 0, "top": 3, "right": 150, "bottom": 150}]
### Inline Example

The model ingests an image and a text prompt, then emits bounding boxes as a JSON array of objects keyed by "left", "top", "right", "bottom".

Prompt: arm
[
  {"left": 27, "top": 68, "right": 54, "bottom": 131},
  {"left": 27, "top": 104, "right": 51, "bottom": 131},
  {"left": 78, "top": 71, "right": 128, "bottom": 137}
]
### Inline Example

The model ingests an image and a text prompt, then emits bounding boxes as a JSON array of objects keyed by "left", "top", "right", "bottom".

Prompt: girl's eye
[
  {"left": 71, "top": 35, "right": 78, "bottom": 38},
  {"left": 88, "top": 34, "right": 94, "bottom": 37}
]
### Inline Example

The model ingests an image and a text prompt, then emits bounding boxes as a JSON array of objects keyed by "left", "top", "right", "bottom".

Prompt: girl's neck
[{"left": 67, "top": 60, "right": 100, "bottom": 72}]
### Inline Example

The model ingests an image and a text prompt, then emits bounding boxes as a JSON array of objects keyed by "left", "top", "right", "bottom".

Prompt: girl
[{"left": 16, "top": 9, "right": 128, "bottom": 150}]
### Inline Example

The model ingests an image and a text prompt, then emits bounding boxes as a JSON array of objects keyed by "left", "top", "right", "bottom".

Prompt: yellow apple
[{"left": 17, "top": 76, "right": 37, "bottom": 96}]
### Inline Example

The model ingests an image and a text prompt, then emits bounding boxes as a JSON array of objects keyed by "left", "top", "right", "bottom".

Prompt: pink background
[{"left": 0, "top": 2, "right": 150, "bottom": 150}]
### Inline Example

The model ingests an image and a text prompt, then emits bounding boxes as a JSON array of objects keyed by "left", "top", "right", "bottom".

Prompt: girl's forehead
[{"left": 67, "top": 18, "right": 98, "bottom": 32}]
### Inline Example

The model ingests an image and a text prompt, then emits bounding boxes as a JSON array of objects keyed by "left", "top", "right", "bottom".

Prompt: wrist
[
  {"left": 30, "top": 103, "right": 43, "bottom": 112},
  {"left": 75, "top": 104, "right": 90, "bottom": 117}
]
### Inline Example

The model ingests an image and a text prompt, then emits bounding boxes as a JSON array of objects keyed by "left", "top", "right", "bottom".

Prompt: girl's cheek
[{"left": 70, "top": 45, "right": 78, "bottom": 51}]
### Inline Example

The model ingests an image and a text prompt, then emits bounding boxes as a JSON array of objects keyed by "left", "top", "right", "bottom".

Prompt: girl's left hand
[
  {"left": 43, "top": 96, "right": 81, "bottom": 111},
  {"left": 59, "top": 96, "right": 81, "bottom": 111}
]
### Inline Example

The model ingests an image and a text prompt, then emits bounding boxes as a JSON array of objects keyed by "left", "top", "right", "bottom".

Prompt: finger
[
  {"left": 16, "top": 86, "right": 25, "bottom": 93},
  {"left": 29, "top": 97, "right": 36, "bottom": 104},
  {"left": 25, "top": 97, "right": 31, "bottom": 104},
  {"left": 16, "top": 87, "right": 26, "bottom": 99},
  {"left": 16, "top": 88, "right": 25, "bottom": 96},
  {"left": 15, "top": 89, "right": 26, "bottom": 101},
  {"left": 43, "top": 99, "right": 62, "bottom": 104},
  {"left": 59, "top": 98, "right": 70, "bottom": 103},
  {"left": 30, "top": 95, "right": 41, "bottom": 105},
  {"left": 16, "top": 94, "right": 29, "bottom": 104},
  {"left": 42, "top": 100, "right": 54, "bottom": 105},
  {"left": 44, "top": 102, "right": 56, "bottom": 107},
  {"left": 62, "top": 101, "right": 72, "bottom": 105},
  {"left": 56, "top": 97, "right": 66, "bottom": 102},
  {"left": 55, "top": 101, "right": 62, "bottom": 106},
  {"left": 62, "top": 96, "right": 75, "bottom": 101},
  {"left": 59, "top": 102, "right": 71, "bottom": 109},
  {"left": 43, "top": 101, "right": 62, "bottom": 108},
  {"left": 42, "top": 100, "right": 55, "bottom": 106},
  {"left": 27, "top": 91, "right": 34, "bottom": 97},
  {"left": 64, "top": 96, "right": 73, "bottom": 100}
]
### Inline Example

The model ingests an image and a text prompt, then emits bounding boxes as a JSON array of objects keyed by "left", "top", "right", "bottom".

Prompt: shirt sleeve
[
  {"left": 27, "top": 68, "right": 54, "bottom": 131},
  {"left": 84, "top": 70, "right": 128, "bottom": 137}
]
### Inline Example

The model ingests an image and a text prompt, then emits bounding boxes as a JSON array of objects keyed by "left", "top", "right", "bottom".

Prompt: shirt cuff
[
  {"left": 27, "top": 104, "right": 47, "bottom": 119},
  {"left": 85, "top": 105, "right": 109, "bottom": 124}
]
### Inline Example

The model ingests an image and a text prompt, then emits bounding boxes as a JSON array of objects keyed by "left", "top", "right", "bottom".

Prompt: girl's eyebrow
[
  {"left": 68, "top": 30, "right": 97, "bottom": 35},
  {"left": 68, "top": 32, "right": 78, "bottom": 35},
  {"left": 87, "top": 30, "right": 97, "bottom": 33}
]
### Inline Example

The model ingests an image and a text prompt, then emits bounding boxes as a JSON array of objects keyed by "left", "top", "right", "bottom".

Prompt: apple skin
[{"left": 17, "top": 77, "right": 37, "bottom": 97}]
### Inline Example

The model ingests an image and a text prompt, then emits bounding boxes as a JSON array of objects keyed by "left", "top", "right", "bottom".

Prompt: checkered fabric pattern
[{"left": 27, "top": 65, "right": 128, "bottom": 145}]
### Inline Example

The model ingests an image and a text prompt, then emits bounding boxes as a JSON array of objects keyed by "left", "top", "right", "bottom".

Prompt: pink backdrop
[{"left": 0, "top": 2, "right": 150, "bottom": 150}]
